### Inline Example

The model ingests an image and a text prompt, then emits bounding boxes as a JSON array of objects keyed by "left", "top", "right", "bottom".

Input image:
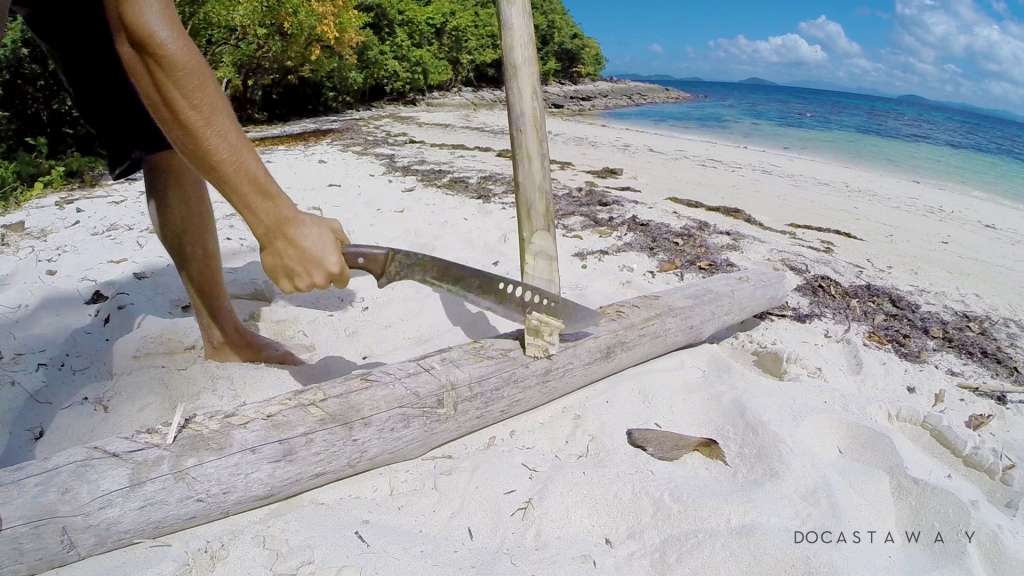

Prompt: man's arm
[{"left": 102, "top": 0, "right": 350, "bottom": 293}]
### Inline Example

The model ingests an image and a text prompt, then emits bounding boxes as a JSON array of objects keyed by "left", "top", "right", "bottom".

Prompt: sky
[{"left": 561, "top": 0, "right": 1024, "bottom": 113}]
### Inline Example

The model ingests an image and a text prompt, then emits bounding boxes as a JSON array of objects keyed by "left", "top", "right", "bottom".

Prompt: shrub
[
  {"left": 0, "top": 1, "right": 605, "bottom": 209},
  {"left": 176, "top": 0, "right": 364, "bottom": 121},
  {"left": 1, "top": 19, "right": 104, "bottom": 209}
]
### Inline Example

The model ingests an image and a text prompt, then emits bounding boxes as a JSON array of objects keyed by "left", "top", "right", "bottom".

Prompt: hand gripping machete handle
[{"left": 343, "top": 244, "right": 393, "bottom": 286}]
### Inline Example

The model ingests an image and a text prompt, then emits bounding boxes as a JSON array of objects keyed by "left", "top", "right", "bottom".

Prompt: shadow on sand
[
  {"left": 1, "top": 260, "right": 519, "bottom": 468},
  {"left": 0, "top": 259, "right": 366, "bottom": 467}
]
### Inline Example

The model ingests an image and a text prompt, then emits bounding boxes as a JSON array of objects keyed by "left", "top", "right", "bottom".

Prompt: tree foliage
[
  {"left": 353, "top": 0, "right": 502, "bottom": 98},
  {"left": 0, "top": 0, "right": 605, "bottom": 208},
  {"left": 0, "top": 19, "right": 103, "bottom": 210},
  {"left": 531, "top": 0, "right": 604, "bottom": 82},
  {"left": 176, "top": 0, "right": 363, "bottom": 120}
]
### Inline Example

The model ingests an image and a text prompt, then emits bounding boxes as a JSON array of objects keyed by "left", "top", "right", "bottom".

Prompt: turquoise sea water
[{"left": 604, "top": 81, "right": 1024, "bottom": 203}]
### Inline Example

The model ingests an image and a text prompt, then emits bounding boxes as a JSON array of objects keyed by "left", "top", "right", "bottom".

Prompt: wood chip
[
  {"left": 864, "top": 331, "right": 889, "bottom": 347},
  {"left": 657, "top": 259, "right": 680, "bottom": 273},
  {"left": 166, "top": 403, "right": 185, "bottom": 445},
  {"left": 965, "top": 413, "right": 994, "bottom": 431},
  {"left": 626, "top": 428, "right": 728, "bottom": 465},
  {"left": 1, "top": 220, "right": 26, "bottom": 233},
  {"left": 524, "top": 311, "right": 563, "bottom": 358}
]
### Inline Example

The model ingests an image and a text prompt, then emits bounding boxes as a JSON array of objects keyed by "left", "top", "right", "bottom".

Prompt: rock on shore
[{"left": 420, "top": 79, "right": 690, "bottom": 112}]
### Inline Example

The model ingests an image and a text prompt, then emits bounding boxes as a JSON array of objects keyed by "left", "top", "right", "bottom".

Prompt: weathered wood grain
[
  {"left": 496, "top": 0, "right": 560, "bottom": 295},
  {"left": 0, "top": 270, "right": 788, "bottom": 576}
]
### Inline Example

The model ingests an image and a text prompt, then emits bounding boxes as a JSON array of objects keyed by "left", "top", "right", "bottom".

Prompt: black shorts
[{"left": 13, "top": 1, "right": 172, "bottom": 180}]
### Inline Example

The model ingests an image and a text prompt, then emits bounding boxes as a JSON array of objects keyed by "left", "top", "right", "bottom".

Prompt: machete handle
[{"left": 343, "top": 244, "right": 392, "bottom": 285}]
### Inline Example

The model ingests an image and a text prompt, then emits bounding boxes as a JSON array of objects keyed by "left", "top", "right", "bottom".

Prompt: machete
[{"left": 343, "top": 244, "right": 601, "bottom": 332}]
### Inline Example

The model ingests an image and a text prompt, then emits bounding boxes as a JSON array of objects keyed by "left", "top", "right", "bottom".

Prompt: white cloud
[
  {"left": 893, "top": 0, "right": 1024, "bottom": 89},
  {"left": 990, "top": 0, "right": 1011, "bottom": 17},
  {"left": 697, "top": 2, "right": 1024, "bottom": 110},
  {"left": 710, "top": 33, "right": 828, "bottom": 65},
  {"left": 798, "top": 15, "right": 864, "bottom": 56},
  {"left": 648, "top": 43, "right": 664, "bottom": 55}
]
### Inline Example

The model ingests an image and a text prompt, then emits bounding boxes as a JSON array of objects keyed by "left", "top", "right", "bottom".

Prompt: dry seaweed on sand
[
  {"left": 573, "top": 215, "right": 739, "bottom": 276},
  {"left": 252, "top": 129, "right": 337, "bottom": 149},
  {"left": 786, "top": 222, "right": 863, "bottom": 241},
  {"left": 584, "top": 166, "right": 624, "bottom": 179},
  {"left": 414, "top": 141, "right": 502, "bottom": 154},
  {"left": 788, "top": 274, "right": 1024, "bottom": 385},
  {"left": 554, "top": 183, "right": 633, "bottom": 227},
  {"left": 666, "top": 196, "right": 797, "bottom": 237},
  {"left": 554, "top": 185, "right": 739, "bottom": 275},
  {"left": 315, "top": 121, "right": 517, "bottom": 203}
]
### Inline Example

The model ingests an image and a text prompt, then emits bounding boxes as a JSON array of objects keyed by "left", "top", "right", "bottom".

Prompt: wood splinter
[
  {"left": 166, "top": 402, "right": 185, "bottom": 445},
  {"left": 524, "top": 310, "right": 565, "bottom": 358}
]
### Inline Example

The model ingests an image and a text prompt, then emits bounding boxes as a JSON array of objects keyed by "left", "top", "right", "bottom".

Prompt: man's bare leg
[{"left": 143, "top": 150, "right": 301, "bottom": 365}]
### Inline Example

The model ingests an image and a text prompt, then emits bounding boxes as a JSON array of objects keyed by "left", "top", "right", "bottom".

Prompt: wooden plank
[
  {"left": 495, "top": 0, "right": 559, "bottom": 294},
  {"left": 496, "top": 0, "right": 563, "bottom": 356},
  {"left": 0, "top": 270, "right": 788, "bottom": 576}
]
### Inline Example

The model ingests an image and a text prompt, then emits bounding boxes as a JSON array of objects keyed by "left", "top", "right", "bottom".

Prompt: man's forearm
[{"left": 102, "top": 0, "right": 299, "bottom": 239}]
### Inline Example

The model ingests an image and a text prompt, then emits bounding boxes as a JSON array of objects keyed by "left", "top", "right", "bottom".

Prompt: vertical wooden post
[{"left": 496, "top": 0, "right": 563, "bottom": 356}]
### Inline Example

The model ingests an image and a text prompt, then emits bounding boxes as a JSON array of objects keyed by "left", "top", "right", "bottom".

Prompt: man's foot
[{"left": 204, "top": 327, "right": 304, "bottom": 366}]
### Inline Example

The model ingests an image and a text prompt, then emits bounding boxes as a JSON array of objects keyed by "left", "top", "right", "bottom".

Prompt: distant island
[
  {"left": 611, "top": 73, "right": 779, "bottom": 85},
  {"left": 897, "top": 94, "right": 1024, "bottom": 123},
  {"left": 896, "top": 94, "right": 930, "bottom": 104},
  {"left": 612, "top": 73, "right": 700, "bottom": 82},
  {"left": 607, "top": 73, "right": 1023, "bottom": 123}
]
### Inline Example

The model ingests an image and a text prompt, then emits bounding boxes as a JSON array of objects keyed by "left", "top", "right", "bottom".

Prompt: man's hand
[{"left": 259, "top": 211, "right": 351, "bottom": 293}]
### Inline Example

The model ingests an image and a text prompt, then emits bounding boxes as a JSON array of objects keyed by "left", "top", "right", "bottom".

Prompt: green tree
[
  {"left": 177, "top": 0, "right": 363, "bottom": 121},
  {"left": 531, "top": 0, "right": 605, "bottom": 81},
  {"left": 1, "top": 18, "right": 102, "bottom": 209},
  {"left": 1, "top": 0, "right": 605, "bottom": 209},
  {"left": 351, "top": 0, "right": 603, "bottom": 97}
]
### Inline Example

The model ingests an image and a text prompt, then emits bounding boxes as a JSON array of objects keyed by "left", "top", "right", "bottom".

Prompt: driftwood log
[{"left": 0, "top": 270, "right": 788, "bottom": 576}]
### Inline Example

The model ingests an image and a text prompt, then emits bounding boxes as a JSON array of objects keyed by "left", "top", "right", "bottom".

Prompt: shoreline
[
  {"left": 583, "top": 111, "right": 1024, "bottom": 212},
  {"left": 410, "top": 78, "right": 691, "bottom": 112}
]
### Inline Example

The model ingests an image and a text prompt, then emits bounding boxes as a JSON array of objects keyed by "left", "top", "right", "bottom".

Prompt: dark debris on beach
[
  {"left": 781, "top": 273, "right": 1024, "bottom": 386},
  {"left": 557, "top": 184, "right": 740, "bottom": 276},
  {"left": 256, "top": 115, "right": 1022, "bottom": 389}
]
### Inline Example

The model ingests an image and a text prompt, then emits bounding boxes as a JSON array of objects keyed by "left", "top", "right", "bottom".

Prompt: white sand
[{"left": 2, "top": 107, "right": 1023, "bottom": 575}]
